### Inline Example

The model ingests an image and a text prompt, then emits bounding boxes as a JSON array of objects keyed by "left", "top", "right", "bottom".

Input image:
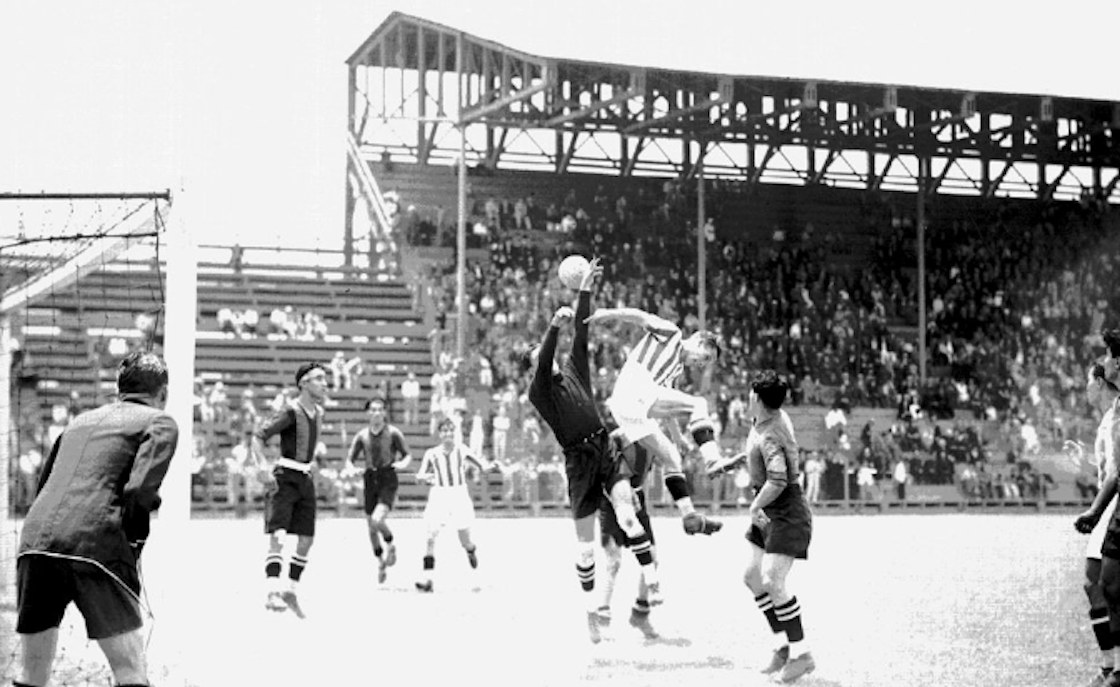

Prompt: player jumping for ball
[
  {"left": 584, "top": 296, "right": 724, "bottom": 540},
  {"left": 523, "top": 256, "right": 657, "bottom": 643}
]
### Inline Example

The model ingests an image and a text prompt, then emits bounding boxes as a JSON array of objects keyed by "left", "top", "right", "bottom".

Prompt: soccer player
[
  {"left": 1076, "top": 333, "right": 1120, "bottom": 687},
  {"left": 345, "top": 394, "right": 413, "bottom": 582},
  {"left": 412, "top": 416, "right": 495, "bottom": 592},
  {"left": 584, "top": 303, "right": 724, "bottom": 534},
  {"left": 523, "top": 256, "right": 659, "bottom": 643},
  {"left": 722, "top": 370, "right": 815, "bottom": 683},
  {"left": 15, "top": 352, "right": 178, "bottom": 687},
  {"left": 596, "top": 429, "right": 661, "bottom": 640},
  {"left": 252, "top": 361, "right": 329, "bottom": 618}
]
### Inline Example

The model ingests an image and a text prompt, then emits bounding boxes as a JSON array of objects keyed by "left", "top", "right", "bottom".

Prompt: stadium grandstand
[{"left": 7, "top": 10, "right": 1120, "bottom": 525}]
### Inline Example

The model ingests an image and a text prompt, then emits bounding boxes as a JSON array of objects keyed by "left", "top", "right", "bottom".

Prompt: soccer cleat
[
  {"left": 377, "top": 558, "right": 388, "bottom": 583},
  {"left": 265, "top": 591, "right": 287, "bottom": 612},
  {"left": 415, "top": 580, "right": 434, "bottom": 593},
  {"left": 467, "top": 548, "right": 478, "bottom": 569},
  {"left": 385, "top": 543, "right": 397, "bottom": 567},
  {"left": 761, "top": 645, "right": 790, "bottom": 674},
  {"left": 279, "top": 590, "right": 306, "bottom": 619},
  {"left": 628, "top": 610, "right": 660, "bottom": 640},
  {"left": 586, "top": 610, "right": 602, "bottom": 644},
  {"left": 778, "top": 651, "right": 816, "bottom": 683}
]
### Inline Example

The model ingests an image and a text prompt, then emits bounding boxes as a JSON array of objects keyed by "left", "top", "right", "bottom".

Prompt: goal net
[{"left": 0, "top": 192, "right": 194, "bottom": 687}]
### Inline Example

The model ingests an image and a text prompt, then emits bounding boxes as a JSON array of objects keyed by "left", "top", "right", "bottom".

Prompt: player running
[
  {"left": 345, "top": 395, "right": 413, "bottom": 583},
  {"left": 413, "top": 416, "right": 497, "bottom": 592}
]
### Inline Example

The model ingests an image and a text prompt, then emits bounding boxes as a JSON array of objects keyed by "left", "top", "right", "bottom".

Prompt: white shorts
[
  {"left": 606, "top": 364, "right": 664, "bottom": 445},
  {"left": 1087, "top": 495, "right": 1118, "bottom": 560},
  {"left": 423, "top": 486, "right": 475, "bottom": 532}
]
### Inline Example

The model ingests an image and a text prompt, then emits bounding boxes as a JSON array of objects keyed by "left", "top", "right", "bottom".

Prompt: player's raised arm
[
  {"left": 585, "top": 306, "right": 676, "bottom": 336},
  {"left": 571, "top": 258, "right": 602, "bottom": 384}
]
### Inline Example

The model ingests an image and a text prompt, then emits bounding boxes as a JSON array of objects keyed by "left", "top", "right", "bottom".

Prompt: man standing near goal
[
  {"left": 412, "top": 417, "right": 495, "bottom": 592},
  {"left": 252, "top": 361, "right": 329, "bottom": 618},
  {"left": 726, "top": 370, "right": 815, "bottom": 683},
  {"left": 344, "top": 395, "right": 413, "bottom": 583},
  {"left": 522, "top": 256, "right": 655, "bottom": 643},
  {"left": 15, "top": 352, "right": 178, "bottom": 687}
]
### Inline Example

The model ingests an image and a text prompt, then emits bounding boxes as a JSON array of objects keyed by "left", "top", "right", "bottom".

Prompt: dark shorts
[
  {"left": 16, "top": 554, "right": 142, "bottom": 640},
  {"left": 363, "top": 467, "right": 399, "bottom": 514},
  {"left": 600, "top": 488, "right": 654, "bottom": 548},
  {"left": 746, "top": 484, "right": 813, "bottom": 560},
  {"left": 565, "top": 431, "right": 623, "bottom": 520},
  {"left": 265, "top": 467, "right": 317, "bottom": 537}
]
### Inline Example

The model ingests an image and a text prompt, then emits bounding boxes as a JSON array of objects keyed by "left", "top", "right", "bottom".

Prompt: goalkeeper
[{"left": 14, "top": 352, "right": 178, "bottom": 687}]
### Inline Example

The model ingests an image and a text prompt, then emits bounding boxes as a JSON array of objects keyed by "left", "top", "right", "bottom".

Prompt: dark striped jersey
[
  {"left": 745, "top": 410, "right": 800, "bottom": 490},
  {"left": 625, "top": 324, "right": 684, "bottom": 388},
  {"left": 349, "top": 425, "right": 410, "bottom": 471},
  {"left": 419, "top": 443, "right": 483, "bottom": 488},
  {"left": 255, "top": 400, "right": 323, "bottom": 464}
]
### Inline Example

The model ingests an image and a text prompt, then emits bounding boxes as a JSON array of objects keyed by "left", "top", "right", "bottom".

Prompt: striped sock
[
  {"left": 577, "top": 561, "right": 595, "bottom": 592},
  {"left": 265, "top": 552, "right": 283, "bottom": 579},
  {"left": 289, "top": 553, "right": 308, "bottom": 584},
  {"left": 775, "top": 596, "right": 807, "bottom": 654},
  {"left": 630, "top": 536, "right": 658, "bottom": 586},
  {"left": 755, "top": 592, "right": 786, "bottom": 648}
]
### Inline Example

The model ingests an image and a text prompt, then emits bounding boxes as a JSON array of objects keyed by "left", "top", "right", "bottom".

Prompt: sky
[{"left": 1, "top": 0, "right": 1117, "bottom": 248}]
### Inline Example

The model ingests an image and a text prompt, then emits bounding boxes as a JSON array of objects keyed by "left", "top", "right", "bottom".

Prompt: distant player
[
  {"left": 596, "top": 429, "right": 661, "bottom": 640},
  {"left": 252, "top": 361, "right": 329, "bottom": 618},
  {"left": 1076, "top": 332, "right": 1120, "bottom": 687},
  {"left": 585, "top": 303, "right": 723, "bottom": 535},
  {"left": 345, "top": 395, "right": 414, "bottom": 583},
  {"left": 724, "top": 370, "right": 815, "bottom": 683},
  {"left": 413, "top": 417, "right": 496, "bottom": 592},
  {"left": 523, "top": 256, "right": 655, "bottom": 643}
]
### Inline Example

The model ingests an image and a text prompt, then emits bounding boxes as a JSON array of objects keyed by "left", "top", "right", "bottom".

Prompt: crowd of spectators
[{"left": 216, "top": 305, "right": 329, "bottom": 340}]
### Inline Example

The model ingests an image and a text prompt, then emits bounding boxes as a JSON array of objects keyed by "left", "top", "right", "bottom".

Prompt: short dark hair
[
  {"left": 696, "top": 330, "right": 721, "bottom": 362},
  {"left": 1092, "top": 363, "right": 1119, "bottom": 392},
  {"left": 436, "top": 417, "right": 455, "bottom": 432},
  {"left": 364, "top": 395, "right": 387, "bottom": 411},
  {"left": 751, "top": 369, "right": 789, "bottom": 410},
  {"left": 1105, "top": 329, "right": 1120, "bottom": 358},
  {"left": 520, "top": 345, "right": 540, "bottom": 375},
  {"left": 117, "top": 352, "right": 169, "bottom": 395},
  {"left": 295, "top": 362, "right": 327, "bottom": 385}
]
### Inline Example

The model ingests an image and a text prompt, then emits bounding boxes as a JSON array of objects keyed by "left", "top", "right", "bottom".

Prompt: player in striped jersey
[
  {"left": 413, "top": 417, "right": 496, "bottom": 592},
  {"left": 1076, "top": 337, "right": 1120, "bottom": 687},
  {"left": 345, "top": 395, "right": 413, "bottom": 583},
  {"left": 252, "top": 361, "right": 329, "bottom": 618},
  {"left": 585, "top": 305, "right": 723, "bottom": 536}
]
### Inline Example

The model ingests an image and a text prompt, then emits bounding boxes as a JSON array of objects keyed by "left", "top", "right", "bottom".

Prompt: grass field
[{"left": 0, "top": 510, "right": 1100, "bottom": 686}]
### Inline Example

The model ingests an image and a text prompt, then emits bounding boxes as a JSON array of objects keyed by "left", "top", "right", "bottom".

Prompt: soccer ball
[{"left": 558, "top": 255, "right": 590, "bottom": 289}]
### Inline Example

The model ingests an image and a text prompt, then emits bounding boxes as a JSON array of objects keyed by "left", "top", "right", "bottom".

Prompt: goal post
[{"left": 0, "top": 189, "right": 195, "bottom": 686}]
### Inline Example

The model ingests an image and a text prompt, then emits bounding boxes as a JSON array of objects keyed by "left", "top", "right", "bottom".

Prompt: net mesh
[{"left": 0, "top": 193, "right": 175, "bottom": 687}]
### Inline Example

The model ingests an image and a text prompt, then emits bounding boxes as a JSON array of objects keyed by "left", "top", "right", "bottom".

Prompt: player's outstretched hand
[
  {"left": 1075, "top": 510, "right": 1100, "bottom": 534},
  {"left": 683, "top": 512, "right": 722, "bottom": 536},
  {"left": 552, "top": 306, "right": 574, "bottom": 328},
  {"left": 578, "top": 257, "right": 604, "bottom": 291},
  {"left": 706, "top": 452, "right": 747, "bottom": 477}
]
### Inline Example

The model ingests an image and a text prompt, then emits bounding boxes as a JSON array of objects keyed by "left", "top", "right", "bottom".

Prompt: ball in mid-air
[{"left": 558, "top": 254, "right": 590, "bottom": 289}]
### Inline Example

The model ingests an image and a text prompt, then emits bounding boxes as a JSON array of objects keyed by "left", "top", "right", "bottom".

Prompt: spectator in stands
[
  {"left": 804, "top": 451, "right": 824, "bottom": 505},
  {"left": 892, "top": 458, "right": 909, "bottom": 501},
  {"left": 401, "top": 370, "right": 421, "bottom": 425},
  {"left": 330, "top": 351, "right": 349, "bottom": 392}
]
